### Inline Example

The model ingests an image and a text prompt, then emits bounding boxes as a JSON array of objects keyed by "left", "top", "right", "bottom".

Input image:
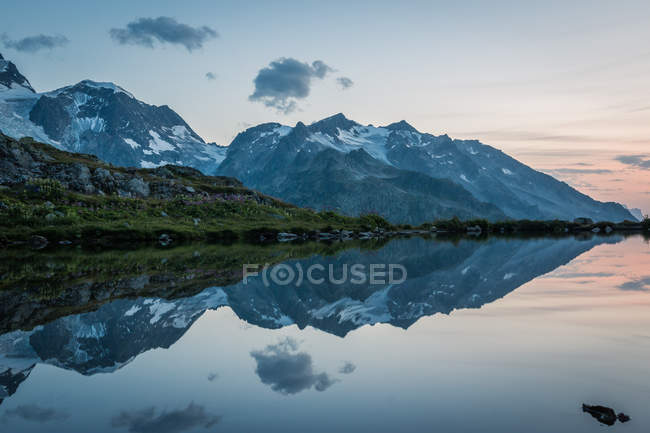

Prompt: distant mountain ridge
[
  {"left": 0, "top": 53, "right": 635, "bottom": 223},
  {"left": 217, "top": 113, "right": 634, "bottom": 223},
  {"left": 0, "top": 53, "right": 226, "bottom": 173}
]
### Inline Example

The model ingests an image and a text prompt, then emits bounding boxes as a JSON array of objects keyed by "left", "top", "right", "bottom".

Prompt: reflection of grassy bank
[
  {"left": 0, "top": 239, "right": 389, "bottom": 334},
  {"left": 0, "top": 240, "right": 388, "bottom": 293}
]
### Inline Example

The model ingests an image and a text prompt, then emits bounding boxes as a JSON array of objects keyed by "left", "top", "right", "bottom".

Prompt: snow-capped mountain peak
[
  {"left": 0, "top": 53, "right": 35, "bottom": 95},
  {"left": 0, "top": 54, "right": 225, "bottom": 173},
  {"left": 219, "top": 113, "right": 635, "bottom": 223},
  {"left": 47, "top": 79, "right": 135, "bottom": 99},
  {"left": 384, "top": 119, "right": 419, "bottom": 133}
]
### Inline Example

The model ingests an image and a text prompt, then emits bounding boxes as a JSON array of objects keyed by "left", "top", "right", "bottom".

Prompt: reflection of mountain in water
[{"left": 0, "top": 236, "right": 621, "bottom": 403}]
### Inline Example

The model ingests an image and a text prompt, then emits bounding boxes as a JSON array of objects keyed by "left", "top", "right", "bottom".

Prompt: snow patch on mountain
[
  {"left": 148, "top": 130, "right": 176, "bottom": 153},
  {"left": 124, "top": 138, "right": 140, "bottom": 149}
]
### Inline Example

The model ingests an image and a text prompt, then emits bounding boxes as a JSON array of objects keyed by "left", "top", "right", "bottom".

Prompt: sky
[{"left": 1, "top": 0, "right": 649, "bottom": 213}]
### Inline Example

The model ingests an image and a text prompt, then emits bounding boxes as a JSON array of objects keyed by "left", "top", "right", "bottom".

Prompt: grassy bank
[
  {"left": 1, "top": 183, "right": 647, "bottom": 249},
  {"left": 0, "top": 183, "right": 392, "bottom": 248}
]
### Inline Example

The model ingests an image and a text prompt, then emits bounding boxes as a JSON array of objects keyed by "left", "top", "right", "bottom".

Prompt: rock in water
[
  {"left": 617, "top": 413, "right": 630, "bottom": 423},
  {"left": 581, "top": 404, "right": 618, "bottom": 426}
]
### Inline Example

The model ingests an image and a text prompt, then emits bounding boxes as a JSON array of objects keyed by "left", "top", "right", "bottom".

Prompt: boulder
[
  {"left": 92, "top": 167, "right": 117, "bottom": 193},
  {"left": 126, "top": 177, "right": 150, "bottom": 198},
  {"left": 29, "top": 235, "right": 48, "bottom": 250}
]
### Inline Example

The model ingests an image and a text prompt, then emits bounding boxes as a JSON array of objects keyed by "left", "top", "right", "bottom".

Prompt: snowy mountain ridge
[
  {"left": 0, "top": 53, "right": 226, "bottom": 173},
  {"left": 218, "top": 113, "right": 634, "bottom": 222}
]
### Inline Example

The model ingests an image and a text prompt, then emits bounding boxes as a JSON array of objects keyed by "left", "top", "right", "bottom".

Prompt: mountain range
[
  {"left": 0, "top": 53, "right": 226, "bottom": 174},
  {"left": 0, "top": 53, "right": 635, "bottom": 223}
]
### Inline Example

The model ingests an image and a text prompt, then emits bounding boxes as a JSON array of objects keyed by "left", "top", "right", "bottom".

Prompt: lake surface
[{"left": 1, "top": 235, "right": 649, "bottom": 432}]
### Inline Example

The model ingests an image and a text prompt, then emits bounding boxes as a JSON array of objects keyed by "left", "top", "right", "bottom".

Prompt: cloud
[
  {"left": 615, "top": 154, "right": 650, "bottom": 169},
  {"left": 3, "top": 404, "right": 69, "bottom": 423},
  {"left": 336, "top": 77, "right": 354, "bottom": 90},
  {"left": 250, "top": 337, "right": 337, "bottom": 394},
  {"left": 249, "top": 58, "right": 333, "bottom": 114},
  {"left": 109, "top": 17, "right": 218, "bottom": 52},
  {"left": 207, "top": 372, "right": 218, "bottom": 382},
  {"left": 542, "top": 168, "right": 613, "bottom": 175},
  {"left": 205, "top": 72, "right": 217, "bottom": 81},
  {"left": 1, "top": 34, "right": 69, "bottom": 53},
  {"left": 110, "top": 403, "right": 220, "bottom": 433},
  {"left": 339, "top": 361, "right": 356, "bottom": 374},
  {"left": 618, "top": 276, "right": 650, "bottom": 291}
]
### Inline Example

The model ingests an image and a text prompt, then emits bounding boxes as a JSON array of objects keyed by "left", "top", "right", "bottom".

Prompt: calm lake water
[{"left": 1, "top": 235, "right": 649, "bottom": 432}]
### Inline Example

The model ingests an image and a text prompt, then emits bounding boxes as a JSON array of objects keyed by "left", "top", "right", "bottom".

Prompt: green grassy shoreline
[
  {"left": 1, "top": 134, "right": 648, "bottom": 250},
  {"left": 1, "top": 182, "right": 647, "bottom": 250}
]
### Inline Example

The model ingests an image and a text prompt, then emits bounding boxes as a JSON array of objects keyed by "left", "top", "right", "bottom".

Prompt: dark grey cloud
[
  {"left": 3, "top": 404, "right": 69, "bottom": 423},
  {"left": 205, "top": 72, "right": 217, "bottom": 81},
  {"left": 618, "top": 276, "right": 650, "bottom": 291},
  {"left": 249, "top": 58, "right": 334, "bottom": 114},
  {"left": 615, "top": 154, "right": 650, "bottom": 169},
  {"left": 110, "top": 402, "right": 220, "bottom": 433},
  {"left": 336, "top": 77, "right": 354, "bottom": 90},
  {"left": 339, "top": 361, "right": 356, "bottom": 374},
  {"left": 109, "top": 17, "right": 218, "bottom": 52},
  {"left": 1, "top": 33, "right": 69, "bottom": 53},
  {"left": 250, "top": 337, "right": 337, "bottom": 395}
]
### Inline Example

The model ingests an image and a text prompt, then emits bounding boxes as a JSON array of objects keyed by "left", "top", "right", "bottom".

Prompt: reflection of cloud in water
[
  {"left": 110, "top": 402, "right": 220, "bottom": 433},
  {"left": 339, "top": 361, "right": 356, "bottom": 374},
  {"left": 250, "top": 337, "right": 337, "bottom": 395},
  {"left": 3, "top": 404, "right": 69, "bottom": 423}
]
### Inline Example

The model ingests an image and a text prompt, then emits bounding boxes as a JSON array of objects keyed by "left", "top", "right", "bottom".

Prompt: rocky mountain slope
[
  {"left": 218, "top": 114, "right": 634, "bottom": 223},
  {"left": 0, "top": 131, "right": 239, "bottom": 199},
  {"left": 0, "top": 53, "right": 225, "bottom": 173}
]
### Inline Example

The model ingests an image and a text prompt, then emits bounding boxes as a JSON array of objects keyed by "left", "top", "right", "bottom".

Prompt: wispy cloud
[
  {"left": 1, "top": 33, "right": 69, "bottom": 53},
  {"left": 110, "top": 17, "right": 218, "bottom": 52},
  {"left": 618, "top": 276, "right": 650, "bottom": 291},
  {"left": 541, "top": 168, "right": 613, "bottom": 175},
  {"left": 249, "top": 58, "right": 334, "bottom": 114},
  {"left": 615, "top": 154, "right": 650, "bottom": 169},
  {"left": 336, "top": 76, "right": 354, "bottom": 90}
]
